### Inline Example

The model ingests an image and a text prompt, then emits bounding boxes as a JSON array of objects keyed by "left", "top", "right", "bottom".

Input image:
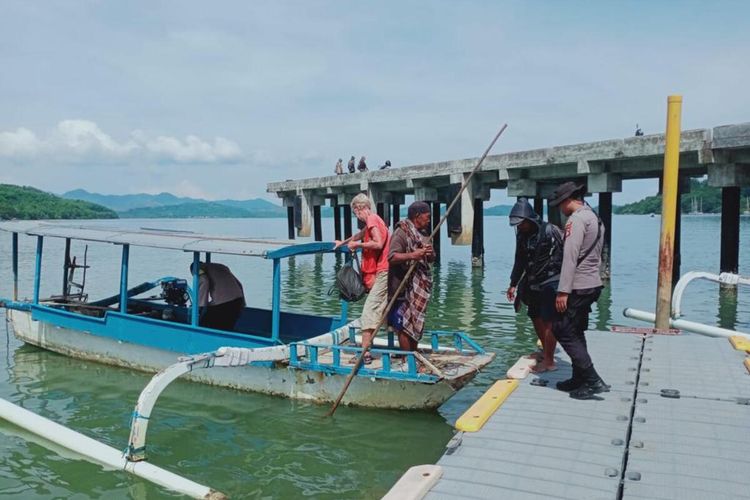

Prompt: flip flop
[
  {"left": 348, "top": 354, "right": 373, "bottom": 365},
  {"left": 530, "top": 364, "right": 558, "bottom": 374}
]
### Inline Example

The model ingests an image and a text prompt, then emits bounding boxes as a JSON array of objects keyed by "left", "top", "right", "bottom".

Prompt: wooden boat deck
[
  {"left": 315, "top": 341, "right": 485, "bottom": 377},
  {"left": 389, "top": 330, "right": 750, "bottom": 500}
]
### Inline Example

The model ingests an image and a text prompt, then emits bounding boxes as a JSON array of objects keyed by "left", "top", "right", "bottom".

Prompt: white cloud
[
  {"left": 145, "top": 134, "right": 242, "bottom": 163},
  {"left": 0, "top": 127, "right": 43, "bottom": 158},
  {"left": 0, "top": 120, "right": 243, "bottom": 165}
]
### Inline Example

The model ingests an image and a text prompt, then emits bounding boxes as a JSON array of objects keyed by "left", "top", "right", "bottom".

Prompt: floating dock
[{"left": 387, "top": 330, "right": 750, "bottom": 500}]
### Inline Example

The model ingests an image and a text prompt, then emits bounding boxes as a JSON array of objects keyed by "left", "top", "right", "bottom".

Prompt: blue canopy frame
[{"left": 1, "top": 222, "right": 353, "bottom": 343}]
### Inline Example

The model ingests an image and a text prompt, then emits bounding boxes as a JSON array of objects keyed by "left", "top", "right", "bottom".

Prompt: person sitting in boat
[
  {"left": 189, "top": 262, "right": 246, "bottom": 331},
  {"left": 334, "top": 193, "right": 390, "bottom": 364},
  {"left": 387, "top": 201, "right": 434, "bottom": 352}
]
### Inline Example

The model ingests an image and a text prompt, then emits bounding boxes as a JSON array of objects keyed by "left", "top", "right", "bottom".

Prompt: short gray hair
[{"left": 350, "top": 193, "right": 372, "bottom": 210}]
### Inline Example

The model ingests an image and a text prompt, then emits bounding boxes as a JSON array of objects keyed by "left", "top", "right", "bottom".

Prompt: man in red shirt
[{"left": 335, "top": 193, "right": 389, "bottom": 364}]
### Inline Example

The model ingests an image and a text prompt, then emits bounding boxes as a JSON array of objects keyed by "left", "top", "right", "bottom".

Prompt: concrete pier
[{"left": 268, "top": 123, "right": 750, "bottom": 267}]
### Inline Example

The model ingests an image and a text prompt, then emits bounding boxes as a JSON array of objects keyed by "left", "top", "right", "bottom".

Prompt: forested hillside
[{"left": 0, "top": 185, "right": 118, "bottom": 220}]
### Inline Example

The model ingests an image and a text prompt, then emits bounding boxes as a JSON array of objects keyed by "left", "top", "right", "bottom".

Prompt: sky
[{"left": 1, "top": 1, "right": 749, "bottom": 205}]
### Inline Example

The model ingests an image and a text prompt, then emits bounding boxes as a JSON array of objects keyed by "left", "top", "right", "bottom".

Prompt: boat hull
[{"left": 8, "top": 309, "right": 464, "bottom": 410}]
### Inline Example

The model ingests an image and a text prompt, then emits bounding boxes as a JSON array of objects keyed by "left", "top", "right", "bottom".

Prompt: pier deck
[{"left": 393, "top": 331, "right": 750, "bottom": 500}]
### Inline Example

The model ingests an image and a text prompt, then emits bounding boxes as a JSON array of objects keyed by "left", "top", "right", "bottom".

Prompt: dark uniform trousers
[{"left": 552, "top": 287, "right": 601, "bottom": 370}]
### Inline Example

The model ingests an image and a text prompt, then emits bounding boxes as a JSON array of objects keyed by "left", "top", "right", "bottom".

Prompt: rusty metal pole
[{"left": 655, "top": 95, "right": 682, "bottom": 329}]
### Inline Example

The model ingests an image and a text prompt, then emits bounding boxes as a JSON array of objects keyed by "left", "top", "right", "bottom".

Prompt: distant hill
[
  {"left": 62, "top": 189, "right": 202, "bottom": 211},
  {"left": 614, "top": 179, "right": 750, "bottom": 214},
  {"left": 63, "top": 189, "right": 286, "bottom": 218},
  {"left": 0, "top": 184, "right": 118, "bottom": 220},
  {"left": 485, "top": 204, "right": 513, "bottom": 216},
  {"left": 119, "top": 202, "right": 255, "bottom": 219}
]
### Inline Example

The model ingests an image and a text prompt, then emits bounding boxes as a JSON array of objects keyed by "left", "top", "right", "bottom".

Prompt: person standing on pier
[
  {"left": 357, "top": 156, "right": 368, "bottom": 172},
  {"left": 347, "top": 156, "right": 356, "bottom": 173},
  {"left": 548, "top": 182, "right": 608, "bottom": 399},
  {"left": 334, "top": 193, "right": 390, "bottom": 364},
  {"left": 506, "top": 198, "right": 563, "bottom": 373},
  {"left": 388, "top": 201, "right": 434, "bottom": 352},
  {"left": 335, "top": 158, "right": 344, "bottom": 175}
]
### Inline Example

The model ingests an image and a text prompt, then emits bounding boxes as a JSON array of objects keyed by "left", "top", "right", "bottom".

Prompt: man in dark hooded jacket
[{"left": 506, "top": 198, "right": 563, "bottom": 372}]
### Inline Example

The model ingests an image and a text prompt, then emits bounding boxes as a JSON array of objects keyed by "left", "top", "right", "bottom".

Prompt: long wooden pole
[
  {"left": 326, "top": 124, "right": 508, "bottom": 416},
  {"left": 655, "top": 96, "right": 682, "bottom": 329}
]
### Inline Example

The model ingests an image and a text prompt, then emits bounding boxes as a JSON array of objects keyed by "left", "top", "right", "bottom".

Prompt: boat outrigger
[{"left": 0, "top": 221, "right": 494, "bottom": 410}]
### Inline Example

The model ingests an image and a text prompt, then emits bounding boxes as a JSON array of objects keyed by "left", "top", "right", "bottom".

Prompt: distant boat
[{"left": 649, "top": 213, "right": 655, "bottom": 218}]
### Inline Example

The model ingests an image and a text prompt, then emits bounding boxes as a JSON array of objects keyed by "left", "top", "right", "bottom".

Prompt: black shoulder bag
[{"left": 330, "top": 253, "right": 367, "bottom": 302}]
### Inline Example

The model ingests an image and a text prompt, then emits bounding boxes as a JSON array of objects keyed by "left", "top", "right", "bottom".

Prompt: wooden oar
[{"left": 326, "top": 124, "right": 508, "bottom": 416}]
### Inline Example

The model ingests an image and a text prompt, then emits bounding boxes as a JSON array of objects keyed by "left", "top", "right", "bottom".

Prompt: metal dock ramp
[{"left": 388, "top": 331, "right": 750, "bottom": 500}]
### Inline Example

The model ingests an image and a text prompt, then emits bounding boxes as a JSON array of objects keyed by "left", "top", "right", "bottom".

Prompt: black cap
[
  {"left": 548, "top": 181, "right": 586, "bottom": 207},
  {"left": 407, "top": 201, "right": 431, "bottom": 219}
]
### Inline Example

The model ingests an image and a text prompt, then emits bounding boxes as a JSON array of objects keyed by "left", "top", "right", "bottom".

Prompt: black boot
[
  {"left": 569, "top": 365, "right": 610, "bottom": 400},
  {"left": 556, "top": 365, "right": 584, "bottom": 392}
]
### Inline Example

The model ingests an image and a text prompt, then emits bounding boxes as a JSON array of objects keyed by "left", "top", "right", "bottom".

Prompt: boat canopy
[{"left": 0, "top": 221, "right": 341, "bottom": 259}]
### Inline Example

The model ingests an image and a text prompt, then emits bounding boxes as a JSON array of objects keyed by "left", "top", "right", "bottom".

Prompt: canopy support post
[
  {"left": 205, "top": 252, "right": 211, "bottom": 264},
  {"left": 191, "top": 252, "right": 200, "bottom": 326},
  {"left": 12, "top": 233, "right": 18, "bottom": 300},
  {"left": 62, "top": 238, "right": 71, "bottom": 298},
  {"left": 271, "top": 258, "right": 281, "bottom": 341},
  {"left": 33, "top": 236, "right": 43, "bottom": 304},
  {"left": 119, "top": 244, "right": 130, "bottom": 313}
]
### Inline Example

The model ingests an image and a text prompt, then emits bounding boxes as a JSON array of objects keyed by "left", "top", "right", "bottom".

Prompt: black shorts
[{"left": 523, "top": 285, "right": 558, "bottom": 322}]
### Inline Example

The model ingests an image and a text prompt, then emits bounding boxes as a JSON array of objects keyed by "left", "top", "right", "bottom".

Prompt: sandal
[{"left": 348, "top": 354, "right": 373, "bottom": 365}]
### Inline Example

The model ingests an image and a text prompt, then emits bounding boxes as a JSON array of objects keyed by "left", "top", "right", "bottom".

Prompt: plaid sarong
[{"left": 396, "top": 219, "right": 433, "bottom": 341}]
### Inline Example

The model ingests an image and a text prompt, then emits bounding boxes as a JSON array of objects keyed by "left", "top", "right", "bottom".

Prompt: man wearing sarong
[{"left": 387, "top": 201, "right": 434, "bottom": 352}]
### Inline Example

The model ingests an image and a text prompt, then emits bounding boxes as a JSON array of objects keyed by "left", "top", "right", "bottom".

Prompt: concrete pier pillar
[
  {"left": 376, "top": 202, "right": 391, "bottom": 227},
  {"left": 720, "top": 186, "right": 740, "bottom": 274},
  {"left": 392, "top": 203, "right": 400, "bottom": 228},
  {"left": 313, "top": 205, "right": 322, "bottom": 242},
  {"left": 449, "top": 173, "right": 485, "bottom": 246},
  {"left": 343, "top": 205, "right": 353, "bottom": 238},
  {"left": 534, "top": 196, "right": 544, "bottom": 219},
  {"left": 431, "top": 202, "right": 441, "bottom": 264},
  {"left": 333, "top": 205, "right": 342, "bottom": 241},
  {"left": 286, "top": 206, "right": 295, "bottom": 240},
  {"left": 297, "top": 191, "right": 313, "bottom": 237},
  {"left": 471, "top": 198, "right": 484, "bottom": 267},
  {"left": 547, "top": 200, "right": 562, "bottom": 228},
  {"left": 672, "top": 181, "right": 683, "bottom": 286},
  {"left": 598, "top": 192, "right": 612, "bottom": 280}
]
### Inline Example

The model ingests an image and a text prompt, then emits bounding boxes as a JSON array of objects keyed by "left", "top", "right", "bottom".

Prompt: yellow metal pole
[{"left": 655, "top": 95, "right": 682, "bottom": 329}]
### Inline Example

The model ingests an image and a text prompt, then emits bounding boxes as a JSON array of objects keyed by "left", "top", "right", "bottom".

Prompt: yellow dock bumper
[
  {"left": 455, "top": 379, "right": 518, "bottom": 432},
  {"left": 729, "top": 336, "right": 750, "bottom": 352}
]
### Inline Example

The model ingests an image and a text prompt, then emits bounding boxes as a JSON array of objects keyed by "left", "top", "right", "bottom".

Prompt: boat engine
[{"left": 160, "top": 279, "right": 189, "bottom": 307}]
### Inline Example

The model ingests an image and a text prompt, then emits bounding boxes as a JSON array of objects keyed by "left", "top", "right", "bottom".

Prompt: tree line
[{"left": 0, "top": 184, "right": 118, "bottom": 220}]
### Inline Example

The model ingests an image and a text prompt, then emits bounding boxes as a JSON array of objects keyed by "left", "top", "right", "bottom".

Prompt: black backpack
[{"left": 331, "top": 253, "right": 366, "bottom": 302}]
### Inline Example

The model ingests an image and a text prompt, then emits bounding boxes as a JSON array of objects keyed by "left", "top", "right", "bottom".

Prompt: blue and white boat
[{"left": 0, "top": 221, "right": 494, "bottom": 410}]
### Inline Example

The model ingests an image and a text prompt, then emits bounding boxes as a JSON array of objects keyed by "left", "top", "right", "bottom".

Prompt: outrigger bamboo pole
[
  {"left": 327, "top": 124, "right": 508, "bottom": 416},
  {"left": 655, "top": 96, "right": 682, "bottom": 329}
]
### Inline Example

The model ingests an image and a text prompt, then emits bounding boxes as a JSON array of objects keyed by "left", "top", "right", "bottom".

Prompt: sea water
[{"left": 0, "top": 215, "right": 748, "bottom": 499}]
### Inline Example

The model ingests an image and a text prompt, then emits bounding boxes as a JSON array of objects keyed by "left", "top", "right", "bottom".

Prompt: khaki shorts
[{"left": 359, "top": 271, "right": 388, "bottom": 331}]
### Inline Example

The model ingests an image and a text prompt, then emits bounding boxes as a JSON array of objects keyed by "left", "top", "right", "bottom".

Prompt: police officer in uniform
[{"left": 548, "top": 182, "right": 608, "bottom": 399}]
